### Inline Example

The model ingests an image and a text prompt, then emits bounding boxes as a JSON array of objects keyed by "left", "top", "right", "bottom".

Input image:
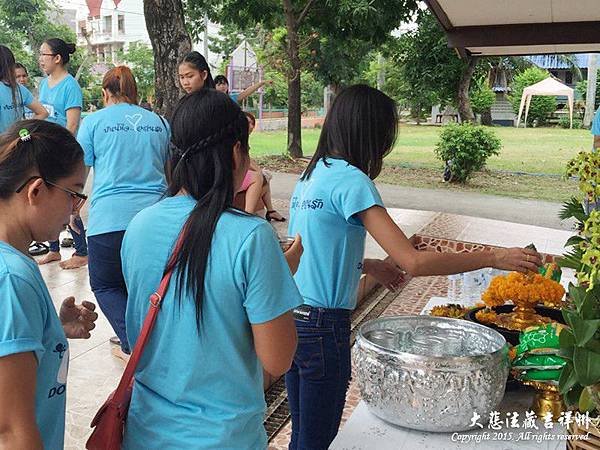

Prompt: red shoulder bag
[{"left": 86, "top": 232, "right": 185, "bottom": 450}]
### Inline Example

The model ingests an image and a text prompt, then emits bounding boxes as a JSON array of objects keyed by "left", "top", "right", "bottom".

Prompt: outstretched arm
[{"left": 237, "top": 80, "right": 272, "bottom": 102}]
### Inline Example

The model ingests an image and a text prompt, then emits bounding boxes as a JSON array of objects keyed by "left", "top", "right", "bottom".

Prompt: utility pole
[
  {"left": 203, "top": 13, "right": 209, "bottom": 58},
  {"left": 377, "top": 53, "right": 385, "bottom": 90},
  {"left": 584, "top": 54, "right": 598, "bottom": 128}
]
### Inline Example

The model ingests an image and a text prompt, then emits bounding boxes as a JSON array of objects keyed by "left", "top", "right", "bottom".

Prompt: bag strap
[{"left": 112, "top": 229, "right": 186, "bottom": 400}]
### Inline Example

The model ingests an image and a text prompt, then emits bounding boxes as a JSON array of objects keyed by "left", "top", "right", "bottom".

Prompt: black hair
[
  {"left": 44, "top": 38, "right": 77, "bottom": 65},
  {"left": 14, "top": 62, "right": 28, "bottom": 75},
  {"left": 0, "top": 120, "right": 83, "bottom": 199},
  {"left": 0, "top": 45, "right": 22, "bottom": 121},
  {"left": 167, "top": 89, "right": 249, "bottom": 326},
  {"left": 214, "top": 75, "right": 229, "bottom": 86},
  {"left": 179, "top": 51, "right": 215, "bottom": 89},
  {"left": 302, "top": 84, "right": 398, "bottom": 181}
]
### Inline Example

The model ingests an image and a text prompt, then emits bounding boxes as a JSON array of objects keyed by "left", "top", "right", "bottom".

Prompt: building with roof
[{"left": 526, "top": 54, "right": 589, "bottom": 88}]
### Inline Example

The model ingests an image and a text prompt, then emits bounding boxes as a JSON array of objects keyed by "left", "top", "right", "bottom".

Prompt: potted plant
[{"left": 558, "top": 151, "right": 600, "bottom": 444}]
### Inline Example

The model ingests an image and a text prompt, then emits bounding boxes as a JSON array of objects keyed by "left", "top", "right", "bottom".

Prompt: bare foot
[
  {"left": 38, "top": 251, "right": 61, "bottom": 265},
  {"left": 59, "top": 255, "right": 88, "bottom": 270},
  {"left": 111, "top": 346, "right": 130, "bottom": 364}
]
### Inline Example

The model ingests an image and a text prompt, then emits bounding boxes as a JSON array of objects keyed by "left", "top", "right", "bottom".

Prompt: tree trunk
[
  {"left": 283, "top": 0, "right": 302, "bottom": 158},
  {"left": 143, "top": 0, "right": 191, "bottom": 118},
  {"left": 481, "top": 109, "right": 492, "bottom": 126},
  {"left": 457, "top": 56, "right": 479, "bottom": 124}
]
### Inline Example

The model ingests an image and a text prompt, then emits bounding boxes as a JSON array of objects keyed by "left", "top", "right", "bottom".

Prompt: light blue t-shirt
[
  {"left": 121, "top": 195, "right": 302, "bottom": 450},
  {"left": 230, "top": 92, "right": 239, "bottom": 103},
  {"left": 289, "top": 157, "right": 384, "bottom": 310},
  {"left": 0, "top": 242, "right": 69, "bottom": 450},
  {"left": 592, "top": 107, "right": 600, "bottom": 140},
  {"left": 77, "top": 103, "right": 170, "bottom": 237},
  {"left": 0, "top": 83, "right": 33, "bottom": 132},
  {"left": 38, "top": 74, "right": 82, "bottom": 128}
]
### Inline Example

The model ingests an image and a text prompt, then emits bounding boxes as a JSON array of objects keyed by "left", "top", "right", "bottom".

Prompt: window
[
  {"left": 565, "top": 71, "right": 573, "bottom": 85},
  {"left": 103, "top": 15, "right": 112, "bottom": 34},
  {"left": 118, "top": 15, "right": 125, "bottom": 33}
]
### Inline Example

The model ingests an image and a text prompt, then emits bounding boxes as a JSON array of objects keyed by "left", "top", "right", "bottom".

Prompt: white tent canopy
[{"left": 516, "top": 77, "right": 574, "bottom": 128}]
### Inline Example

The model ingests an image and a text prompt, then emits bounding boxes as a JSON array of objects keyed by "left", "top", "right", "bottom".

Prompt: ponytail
[
  {"left": 168, "top": 89, "right": 249, "bottom": 326},
  {"left": 102, "top": 66, "right": 139, "bottom": 104}
]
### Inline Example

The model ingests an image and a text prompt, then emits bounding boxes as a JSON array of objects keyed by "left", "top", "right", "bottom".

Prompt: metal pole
[
  {"left": 584, "top": 54, "right": 598, "bottom": 128},
  {"left": 203, "top": 13, "right": 209, "bottom": 58}
]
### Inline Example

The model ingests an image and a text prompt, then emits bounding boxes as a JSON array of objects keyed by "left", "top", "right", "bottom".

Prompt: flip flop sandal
[
  {"left": 61, "top": 237, "right": 74, "bottom": 248},
  {"left": 29, "top": 242, "right": 50, "bottom": 256},
  {"left": 266, "top": 210, "right": 287, "bottom": 222}
]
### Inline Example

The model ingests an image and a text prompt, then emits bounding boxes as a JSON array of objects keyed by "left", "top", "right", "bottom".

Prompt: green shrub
[
  {"left": 470, "top": 78, "right": 496, "bottom": 115},
  {"left": 509, "top": 67, "right": 556, "bottom": 126},
  {"left": 435, "top": 123, "right": 501, "bottom": 183},
  {"left": 558, "top": 116, "right": 584, "bottom": 129}
]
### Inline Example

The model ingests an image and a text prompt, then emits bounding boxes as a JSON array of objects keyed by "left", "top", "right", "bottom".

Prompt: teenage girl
[
  {"left": 37, "top": 38, "right": 88, "bottom": 269},
  {"left": 178, "top": 51, "right": 215, "bottom": 94},
  {"left": 78, "top": 66, "right": 170, "bottom": 361},
  {"left": 0, "top": 46, "right": 47, "bottom": 132},
  {"left": 214, "top": 74, "right": 273, "bottom": 104},
  {"left": 121, "top": 89, "right": 302, "bottom": 449},
  {"left": 0, "top": 120, "right": 97, "bottom": 449},
  {"left": 286, "top": 84, "right": 543, "bottom": 449}
]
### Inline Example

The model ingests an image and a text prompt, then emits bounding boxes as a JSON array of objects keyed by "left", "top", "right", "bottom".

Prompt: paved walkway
[{"left": 268, "top": 172, "right": 574, "bottom": 231}]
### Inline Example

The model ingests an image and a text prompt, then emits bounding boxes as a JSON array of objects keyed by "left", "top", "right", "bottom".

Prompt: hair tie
[{"left": 19, "top": 128, "right": 31, "bottom": 142}]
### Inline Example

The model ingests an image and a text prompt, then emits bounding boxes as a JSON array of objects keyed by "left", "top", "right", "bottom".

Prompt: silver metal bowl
[{"left": 353, "top": 315, "right": 509, "bottom": 432}]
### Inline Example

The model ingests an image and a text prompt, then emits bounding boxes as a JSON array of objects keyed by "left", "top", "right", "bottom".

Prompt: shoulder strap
[{"left": 111, "top": 229, "right": 186, "bottom": 398}]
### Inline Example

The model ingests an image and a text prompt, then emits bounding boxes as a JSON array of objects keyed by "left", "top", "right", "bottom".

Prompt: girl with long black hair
[
  {"left": 0, "top": 46, "right": 47, "bottom": 132},
  {"left": 121, "top": 89, "right": 302, "bottom": 448},
  {"left": 286, "top": 84, "right": 543, "bottom": 449}
]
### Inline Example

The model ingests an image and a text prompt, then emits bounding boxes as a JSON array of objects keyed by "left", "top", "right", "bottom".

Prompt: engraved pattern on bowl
[{"left": 353, "top": 315, "right": 509, "bottom": 432}]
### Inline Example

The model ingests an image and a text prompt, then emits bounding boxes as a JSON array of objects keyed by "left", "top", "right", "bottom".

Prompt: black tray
[{"left": 464, "top": 305, "right": 565, "bottom": 346}]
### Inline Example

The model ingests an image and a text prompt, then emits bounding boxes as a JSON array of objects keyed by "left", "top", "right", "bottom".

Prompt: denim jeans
[
  {"left": 285, "top": 306, "right": 352, "bottom": 450},
  {"left": 88, "top": 231, "right": 129, "bottom": 353},
  {"left": 49, "top": 215, "right": 88, "bottom": 256}
]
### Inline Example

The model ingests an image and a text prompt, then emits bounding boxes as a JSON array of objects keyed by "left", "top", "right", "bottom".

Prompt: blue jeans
[
  {"left": 285, "top": 306, "right": 352, "bottom": 450},
  {"left": 49, "top": 215, "right": 88, "bottom": 256},
  {"left": 88, "top": 231, "right": 129, "bottom": 353}
]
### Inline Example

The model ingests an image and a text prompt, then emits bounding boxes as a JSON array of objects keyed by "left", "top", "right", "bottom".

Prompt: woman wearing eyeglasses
[
  {"left": 78, "top": 66, "right": 170, "bottom": 361},
  {"left": 0, "top": 120, "right": 97, "bottom": 449},
  {"left": 37, "top": 38, "right": 89, "bottom": 269}
]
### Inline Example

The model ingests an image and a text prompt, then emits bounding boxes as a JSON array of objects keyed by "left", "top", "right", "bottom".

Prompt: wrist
[
  {"left": 362, "top": 258, "right": 374, "bottom": 274},
  {"left": 489, "top": 249, "right": 502, "bottom": 269}
]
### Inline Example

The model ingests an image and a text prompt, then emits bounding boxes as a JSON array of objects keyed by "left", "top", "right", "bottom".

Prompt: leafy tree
[
  {"left": 388, "top": 12, "right": 477, "bottom": 123},
  {"left": 192, "top": 0, "right": 419, "bottom": 157},
  {"left": 470, "top": 78, "right": 496, "bottom": 116},
  {"left": 509, "top": 67, "right": 556, "bottom": 126},
  {"left": 118, "top": 42, "right": 156, "bottom": 102}
]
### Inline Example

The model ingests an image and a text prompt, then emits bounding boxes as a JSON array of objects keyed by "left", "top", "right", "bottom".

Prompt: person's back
[
  {"left": 78, "top": 102, "right": 169, "bottom": 237},
  {"left": 120, "top": 89, "right": 301, "bottom": 449}
]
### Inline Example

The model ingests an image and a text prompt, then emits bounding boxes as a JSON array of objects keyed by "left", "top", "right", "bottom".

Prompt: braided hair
[{"left": 167, "top": 89, "right": 249, "bottom": 327}]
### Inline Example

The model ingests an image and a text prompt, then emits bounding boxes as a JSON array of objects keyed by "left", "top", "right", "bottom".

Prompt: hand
[
  {"left": 492, "top": 247, "right": 542, "bottom": 273},
  {"left": 284, "top": 235, "right": 303, "bottom": 275},
  {"left": 60, "top": 297, "right": 98, "bottom": 339},
  {"left": 363, "top": 259, "right": 405, "bottom": 291},
  {"left": 69, "top": 214, "right": 81, "bottom": 234}
]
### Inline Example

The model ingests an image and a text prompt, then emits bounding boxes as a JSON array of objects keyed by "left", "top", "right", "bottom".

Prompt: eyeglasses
[
  {"left": 15, "top": 176, "right": 87, "bottom": 210},
  {"left": 40, "top": 53, "right": 56, "bottom": 57}
]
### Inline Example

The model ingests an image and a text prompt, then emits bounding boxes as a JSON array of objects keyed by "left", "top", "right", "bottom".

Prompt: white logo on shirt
[
  {"left": 43, "top": 103, "right": 55, "bottom": 118},
  {"left": 126, "top": 114, "right": 142, "bottom": 128}
]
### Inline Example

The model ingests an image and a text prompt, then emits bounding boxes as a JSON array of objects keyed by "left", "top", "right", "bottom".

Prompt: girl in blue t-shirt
[
  {"left": 0, "top": 45, "right": 48, "bottom": 132},
  {"left": 120, "top": 89, "right": 303, "bottom": 448},
  {"left": 78, "top": 66, "right": 170, "bottom": 361},
  {"left": 37, "top": 38, "right": 88, "bottom": 270},
  {"left": 0, "top": 120, "right": 97, "bottom": 449},
  {"left": 286, "top": 84, "right": 544, "bottom": 450}
]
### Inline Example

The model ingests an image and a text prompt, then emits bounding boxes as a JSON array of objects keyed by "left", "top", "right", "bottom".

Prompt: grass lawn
[{"left": 250, "top": 124, "right": 592, "bottom": 175}]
